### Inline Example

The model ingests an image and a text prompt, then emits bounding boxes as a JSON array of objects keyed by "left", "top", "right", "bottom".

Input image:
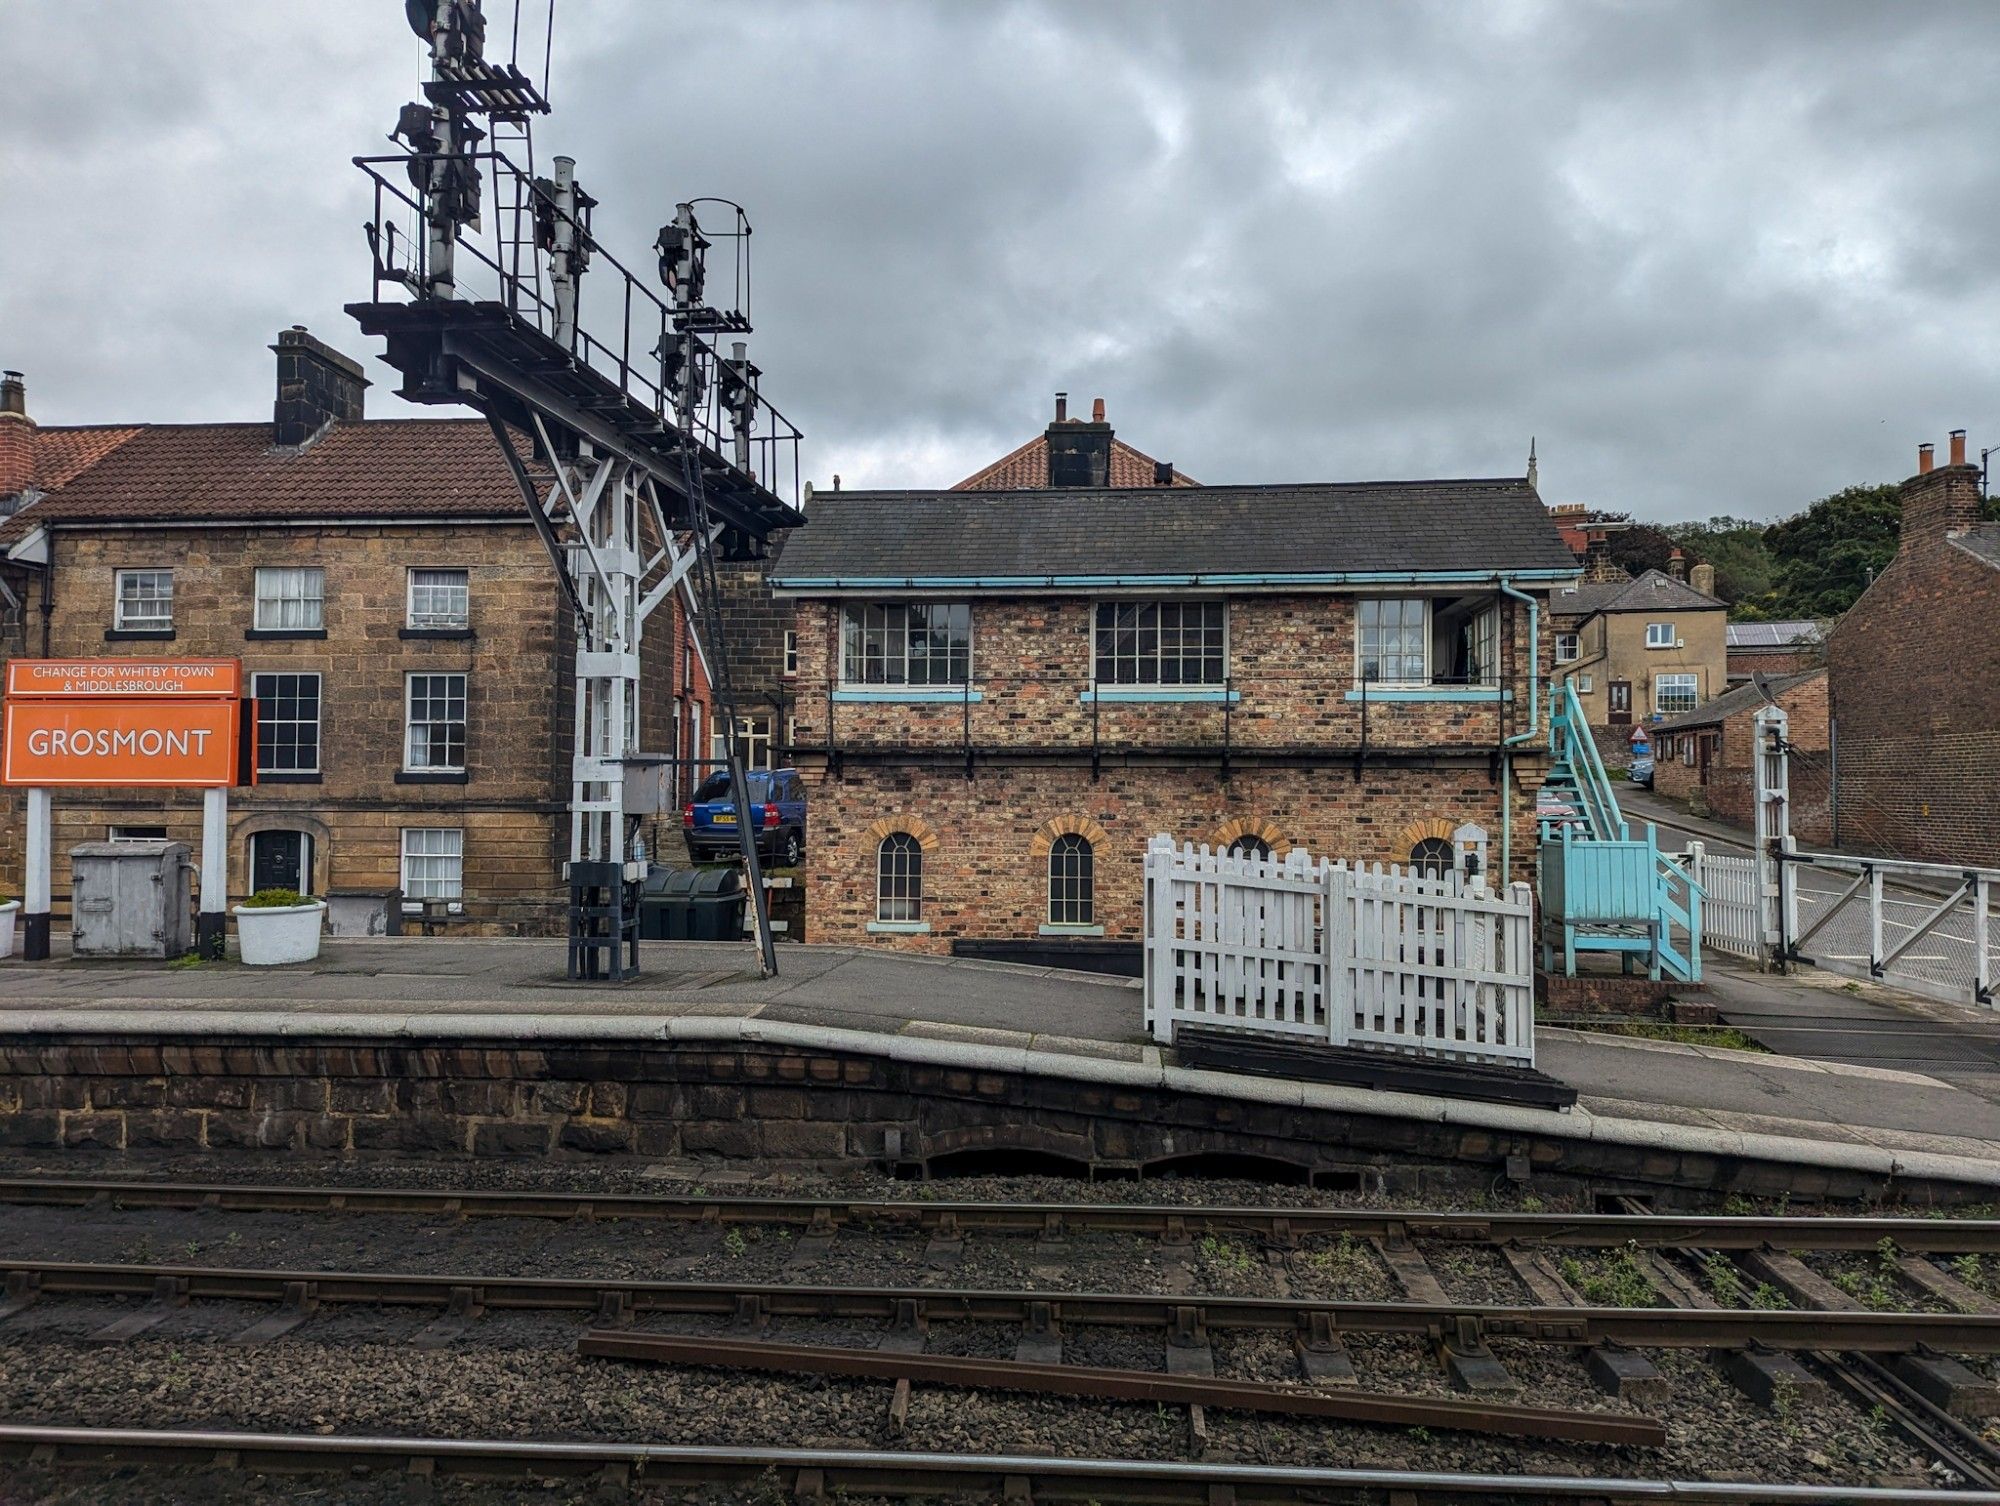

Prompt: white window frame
[
  {"left": 1047, "top": 833, "right": 1095, "bottom": 926},
  {"left": 839, "top": 602, "right": 972, "bottom": 689},
  {"left": 1464, "top": 604, "right": 1500, "bottom": 688},
  {"left": 399, "top": 827, "right": 464, "bottom": 909},
  {"left": 1554, "top": 632, "right": 1581, "bottom": 664},
  {"left": 407, "top": 567, "right": 470, "bottom": 630},
  {"left": 404, "top": 672, "right": 468, "bottom": 773},
  {"left": 782, "top": 629, "right": 799, "bottom": 677},
  {"left": 1354, "top": 597, "right": 1429, "bottom": 688},
  {"left": 113, "top": 568, "right": 174, "bottom": 631},
  {"left": 251, "top": 670, "right": 323, "bottom": 775},
  {"left": 1574, "top": 673, "right": 1593, "bottom": 694},
  {"left": 1090, "top": 599, "right": 1228, "bottom": 688},
  {"left": 876, "top": 833, "right": 923, "bottom": 923},
  {"left": 735, "top": 712, "right": 774, "bottom": 771},
  {"left": 1655, "top": 673, "right": 1698, "bottom": 715},
  {"left": 253, "top": 566, "right": 325, "bottom": 631},
  {"left": 1645, "top": 621, "right": 1675, "bottom": 650}
]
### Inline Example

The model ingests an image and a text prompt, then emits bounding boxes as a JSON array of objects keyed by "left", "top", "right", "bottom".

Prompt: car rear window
[{"left": 692, "top": 771, "right": 772, "bottom": 802}]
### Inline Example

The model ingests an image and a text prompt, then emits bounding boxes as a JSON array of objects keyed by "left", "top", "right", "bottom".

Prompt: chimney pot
[
  {"left": 1091, "top": 397, "right": 1105, "bottom": 423},
  {"left": 1054, "top": 392, "right": 1067, "bottom": 423},
  {"left": 1667, "top": 548, "right": 1686, "bottom": 582},
  {"left": 0, "top": 370, "right": 25, "bottom": 419},
  {"left": 1918, "top": 442, "right": 1935, "bottom": 474},
  {"left": 1154, "top": 460, "right": 1174, "bottom": 486},
  {"left": 1949, "top": 429, "right": 1967, "bottom": 466}
]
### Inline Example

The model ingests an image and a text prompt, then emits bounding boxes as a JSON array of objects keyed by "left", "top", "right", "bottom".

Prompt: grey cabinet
[{"left": 71, "top": 840, "right": 193, "bottom": 958}]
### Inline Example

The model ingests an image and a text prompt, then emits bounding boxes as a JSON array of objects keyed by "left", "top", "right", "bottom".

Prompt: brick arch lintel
[
  {"left": 864, "top": 815, "right": 939, "bottom": 853},
  {"left": 1393, "top": 815, "right": 1460, "bottom": 855},
  {"left": 1028, "top": 813, "right": 1110, "bottom": 858},
  {"left": 1207, "top": 815, "right": 1293, "bottom": 855}
]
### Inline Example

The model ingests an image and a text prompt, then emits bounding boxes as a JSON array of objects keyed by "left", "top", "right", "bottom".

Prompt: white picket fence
[{"left": 1142, "top": 836, "right": 1537, "bottom": 1067}]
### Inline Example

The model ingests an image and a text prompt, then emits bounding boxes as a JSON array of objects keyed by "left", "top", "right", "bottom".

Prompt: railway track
[
  {"left": 7, "top": 1174, "right": 2000, "bottom": 1497},
  {"left": 4, "top": 1173, "right": 1997, "bottom": 1252},
  {"left": 4, "top": 1425, "right": 1991, "bottom": 1505}
]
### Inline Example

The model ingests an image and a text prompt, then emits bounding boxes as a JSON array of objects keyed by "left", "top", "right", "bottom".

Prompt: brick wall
[
  {"left": 1652, "top": 676, "right": 1831, "bottom": 845},
  {"left": 1828, "top": 462, "right": 2000, "bottom": 866},
  {"left": 801, "top": 761, "right": 1541, "bottom": 950},
  {"left": 0, "top": 520, "right": 706, "bottom": 932}
]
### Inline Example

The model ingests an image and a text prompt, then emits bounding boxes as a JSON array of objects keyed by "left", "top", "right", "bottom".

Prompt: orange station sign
[{"left": 2, "top": 660, "right": 245, "bottom": 788}]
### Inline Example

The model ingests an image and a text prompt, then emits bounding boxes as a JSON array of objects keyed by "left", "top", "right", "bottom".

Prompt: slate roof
[
  {"left": 1549, "top": 568, "right": 1723, "bottom": 619},
  {"left": 953, "top": 433, "right": 1199, "bottom": 490},
  {"left": 1952, "top": 524, "right": 2000, "bottom": 570},
  {"left": 773, "top": 478, "right": 1579, "bottom": 587},
  {"left": 1652, "top": 670, "right": 1820, "bottom": 734},
  {"left": 1727, "top": 620, "right": 1823, "bottom": 649},
  {"left": 0, "top": 418, "right": 536, "bottom": 545}
]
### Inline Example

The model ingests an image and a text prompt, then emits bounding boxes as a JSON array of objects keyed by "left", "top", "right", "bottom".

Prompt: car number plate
[{"left": 711, "top": 813, "right": 736, "bottom": 824}]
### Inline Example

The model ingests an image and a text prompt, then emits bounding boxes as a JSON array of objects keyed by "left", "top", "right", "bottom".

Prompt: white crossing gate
[
  {"left": 1682, "top": 842, "right": 1761, "bottom": 961},
  {"left": 1143, "top": 836, "right": 1537, "bottom": 1067}
]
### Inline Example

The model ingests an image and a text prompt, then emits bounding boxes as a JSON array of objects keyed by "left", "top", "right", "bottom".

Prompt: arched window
[
  {"left": 877, "top": 833, "right": 923, "bottom": 922},
  {"left": 1048, "top": 833, "right": 1094, "bottom": 925},
  {"left": 1227, "top": 835, "right": 1273, "bottom": 861},
  {"left": 1409, "top": 836, "right": 1455, "bottom": 878}
]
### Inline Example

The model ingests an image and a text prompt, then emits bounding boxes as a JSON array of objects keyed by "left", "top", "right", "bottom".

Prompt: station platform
[{"left": 0, "top": 938, "right": 1994, "bottom": 1194}]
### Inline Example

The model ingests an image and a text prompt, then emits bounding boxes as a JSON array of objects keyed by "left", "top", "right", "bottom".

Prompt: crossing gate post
[{"left": 1752, "top": 704, "right": 1790, "bottom": 970}]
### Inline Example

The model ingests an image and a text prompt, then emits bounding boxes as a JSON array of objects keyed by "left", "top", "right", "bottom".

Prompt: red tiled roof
[
  {"left": 1, "top": 418, "right": 537, "bottom": 543},
  {"left": 24, "top": 424, "right": 145, "bottom": 491},
  {"left": 952, "top": 433, "right": 1199, "bottom": 491}
]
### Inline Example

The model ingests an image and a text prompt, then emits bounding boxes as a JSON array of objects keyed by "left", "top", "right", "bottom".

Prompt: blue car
[{"left": 682, "top": 767, "right": 807, "bottom": 868}]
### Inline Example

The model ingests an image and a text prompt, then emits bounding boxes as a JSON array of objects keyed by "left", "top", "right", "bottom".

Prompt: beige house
[{"left": 1550, "top": 563, "right": 1727, "bottom": 753}]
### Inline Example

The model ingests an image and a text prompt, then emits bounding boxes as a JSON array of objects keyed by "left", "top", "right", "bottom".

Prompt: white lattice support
[
  {"left": 565, "top": 455, "right": 648, "bottom": 867},
  {"left": 1752, "top": 703, "right": 1790, "bottom": 967}
]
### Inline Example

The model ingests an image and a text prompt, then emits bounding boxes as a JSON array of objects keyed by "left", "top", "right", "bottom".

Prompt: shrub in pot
[{"left": 232, "top": 887, "right": 326, "bottom": 966}]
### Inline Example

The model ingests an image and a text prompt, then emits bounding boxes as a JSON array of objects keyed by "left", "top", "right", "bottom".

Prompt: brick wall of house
[
  {"left": 715, "top": 529, "right": 796, "bottom": 746},
  {"left": 1828, "top": 461, "right": 2000, "bottom": 867},
  {"left": 1654, "top": 676, "right": 1831, "bottom": 845},
  {"left": 1, "top": 522, "right": 609, "bottom": 932},
  {"left": 799, "top": 761, "right": 1540, "bottom": 951}
]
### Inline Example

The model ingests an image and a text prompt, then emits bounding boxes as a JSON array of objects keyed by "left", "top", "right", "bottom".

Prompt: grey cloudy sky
[{"left": 6, "top": 0, "right": 1998, "bottom": 521}]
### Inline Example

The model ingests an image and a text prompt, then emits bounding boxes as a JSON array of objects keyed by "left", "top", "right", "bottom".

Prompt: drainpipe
[{"left": 1496, "top": 578, "right": 1541, "bottom": 886}]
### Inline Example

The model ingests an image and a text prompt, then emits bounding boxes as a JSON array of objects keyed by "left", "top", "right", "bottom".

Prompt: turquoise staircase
[{"left": 1539, "top": 682, "right": 1702, "bottom": 983}]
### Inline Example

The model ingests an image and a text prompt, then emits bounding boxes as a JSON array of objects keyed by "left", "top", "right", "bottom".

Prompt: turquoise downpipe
[{"left": 1497, "top": 579, "right": 1541, "bottom": 888}]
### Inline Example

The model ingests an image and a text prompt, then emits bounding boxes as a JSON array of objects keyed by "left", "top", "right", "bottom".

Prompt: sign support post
[
  {"left": 23, "top": 787, "right": 50, "bottom": 962},
  {"left": 199, "top": 786, "right": 229, "bottom": 960}
]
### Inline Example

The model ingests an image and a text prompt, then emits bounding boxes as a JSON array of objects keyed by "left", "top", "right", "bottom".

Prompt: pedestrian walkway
[{"left": 0, "top": 936, "right": 1995, "bottom": 1184}]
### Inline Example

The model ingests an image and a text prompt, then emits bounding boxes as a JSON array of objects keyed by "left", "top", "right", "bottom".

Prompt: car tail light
[
  {"left": 682, "top": 804, "right": 695, "bottom": 827},
  {"left": 762, "top": 802, "right": 780, "bottom": 828}
]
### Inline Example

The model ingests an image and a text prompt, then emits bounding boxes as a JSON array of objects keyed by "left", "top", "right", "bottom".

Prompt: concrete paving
[{"left": 0, "top": 936, "right": 1996, "bottom": 1175}]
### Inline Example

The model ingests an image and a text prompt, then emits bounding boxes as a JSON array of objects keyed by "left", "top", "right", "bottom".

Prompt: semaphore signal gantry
[{"left": 346, "top": 0, "right": 803, "bottom": 978}]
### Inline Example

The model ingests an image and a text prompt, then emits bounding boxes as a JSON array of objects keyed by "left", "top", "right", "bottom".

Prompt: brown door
[
  {"left": 1697, "top": 734, "right": 1712, "bottom": 785},
  {"left": 1607, "top": 680, "right": 1632, "bottom": 725}
]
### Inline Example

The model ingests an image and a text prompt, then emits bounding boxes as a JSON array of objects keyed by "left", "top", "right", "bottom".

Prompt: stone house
[
  {"left": 1651, "top": 671, "right": 1832, "bottom": 844},
  {"left": 1826, "top": 432, "right": 2000, "bottom": 866},
  {"left": 1550, "top": 559, "right": 1727, "bottom": 767},
  {"left": 770, "top": 457, "right": 1577, "bottom": 958},
  {"left": 0, "top": 330, "right": 712, "bottom": 933}
]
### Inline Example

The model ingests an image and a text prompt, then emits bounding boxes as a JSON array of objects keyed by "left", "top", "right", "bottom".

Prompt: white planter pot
[
  {"left": 0, "top": 900, "right": 17, "bottom": 960},
  {"left": 231, "top": 900, "right": 326, "bottom": 966}
]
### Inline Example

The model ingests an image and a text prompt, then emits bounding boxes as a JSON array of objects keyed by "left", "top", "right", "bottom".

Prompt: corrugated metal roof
[{"left": 1727, "top": 620, "right": 1824, "bottom": 648}]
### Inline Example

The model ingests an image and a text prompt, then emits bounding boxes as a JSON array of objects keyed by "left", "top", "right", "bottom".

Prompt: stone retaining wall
[{"left": 0, "top": 1032, "right": 1978, "bottom": 1206}]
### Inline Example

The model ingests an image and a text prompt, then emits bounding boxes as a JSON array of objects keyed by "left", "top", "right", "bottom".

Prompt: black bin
[{"left": 639, "top": 866, "right": 745, "bottom": 941}]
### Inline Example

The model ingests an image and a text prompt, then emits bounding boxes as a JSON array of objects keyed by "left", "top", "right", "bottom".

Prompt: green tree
[
  {"left": 1762, "top": 483, "right": 1901, "bottom": 619},
  {"left": 1665, "top": 516, "right": 1776, "bottom": 614}
]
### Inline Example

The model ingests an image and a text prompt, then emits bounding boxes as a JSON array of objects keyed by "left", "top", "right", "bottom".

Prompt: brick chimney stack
[
  {"left": 0, "top": 369, "right": 34, "bottom": 501},
  {"left": 1689, "top": 561, "right": 1716, "bottom": 597},
  {"left": 271, "top": 326, "right": 368, "bottom": 449},
  {"left": 1667, "top": 547, "right": 1686, "bottom": 582},
  {"left": 1899, "top": 430, "right": 1981, "bottom": 556},
  {"left": 1046, "top": 391, "right": 1113, "bottom": 487}
]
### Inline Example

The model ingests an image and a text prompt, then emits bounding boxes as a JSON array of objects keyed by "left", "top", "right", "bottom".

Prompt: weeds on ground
[
  {"left": 167, "top": 953, "right": 203, "bottom": 970},
  {"left": 1557, "top": 1242, "right": 1657, "bottom": 1307},
  {"left": 1198, "top": 1235, "right": 1255, "bottom": 1278},
  {"left": 1298, "top": 1234, "right": 1374, "bottom": 1287},
  {"left": 1952, "top": 1253, "right": 1986, "bottom": 1289},
  {"left": 1701, "top": 1251, "right": 1791, "bottom": 1309},
  {"left": 1830, "top": 1238, "right": 1905, "bottom": 1311},
  {"left": 722, "top": 1227, "right": 748, "bottom": 1258}
]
